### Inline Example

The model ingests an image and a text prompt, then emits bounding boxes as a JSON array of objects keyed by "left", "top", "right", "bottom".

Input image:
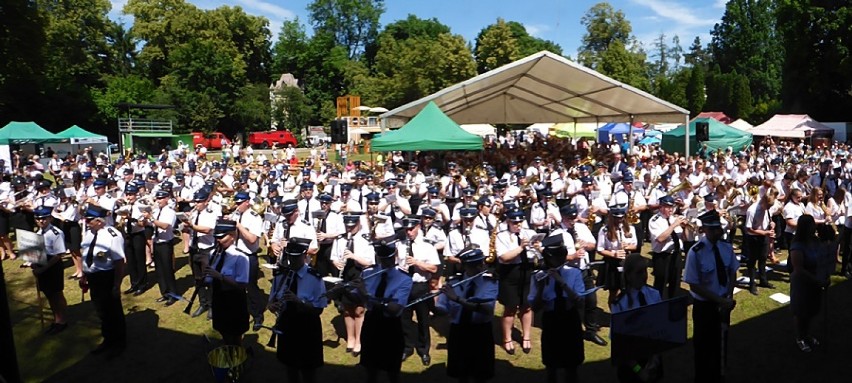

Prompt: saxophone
[
  {"left": 627, "top": 192, "right": 640, "bottom": 225},
  {"left": 486, "top": 225, "right": 498, "bottom": 264}
]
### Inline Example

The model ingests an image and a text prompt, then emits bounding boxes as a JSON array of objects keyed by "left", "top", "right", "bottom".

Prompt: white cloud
[
  {"left": 714, "top": 0, "right": 728, "bottom": 9},
  {"left": 630, "top": 0, "right": 717, "bottom": 28},
  {"left": 524, "top": 23, "right": 551, "bottom": 37},
  {"left": 110, "top": 0, "right": 127, "bottom": 15},
  {"left": 234, "top": 0, "right": 295, "bottom": 21}
]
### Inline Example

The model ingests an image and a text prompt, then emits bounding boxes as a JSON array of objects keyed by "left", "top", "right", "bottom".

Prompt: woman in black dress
[
  {"left": 204, "top": 219, "right": 250, "bottom": 346},
  {"left": 789, "top": 215, "right": 833, "bottom": 352}
]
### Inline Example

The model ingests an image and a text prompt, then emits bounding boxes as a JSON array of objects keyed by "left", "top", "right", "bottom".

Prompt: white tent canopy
[
  {"left": 749, "top": 114, "right": 834, "bottom": 138},
  {"left": 381, "top": 51, "right": 689, "bottom": 128},
  {"left": 728, "top": 119, "right": 753, "bottom": 131},
  {"left": 459, "top": 124, "right": 496, "bottom": 137}
]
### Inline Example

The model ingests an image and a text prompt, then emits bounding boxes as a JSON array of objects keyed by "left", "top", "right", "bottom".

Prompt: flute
[{"left": 405, "top": 269, "right": 489, "bottom": 308}]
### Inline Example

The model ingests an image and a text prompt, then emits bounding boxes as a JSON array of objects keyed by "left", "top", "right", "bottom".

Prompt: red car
[
  {"left": 192, "top": 132, "right": 231, "bottom": 150},
  {"left": 248, "top": 130, "right": 297, "bottom": 149}
]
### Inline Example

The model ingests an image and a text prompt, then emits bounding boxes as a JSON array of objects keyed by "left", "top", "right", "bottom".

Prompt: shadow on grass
[{"left": 6, "top": 255, "right": 848, "bottom": 383}]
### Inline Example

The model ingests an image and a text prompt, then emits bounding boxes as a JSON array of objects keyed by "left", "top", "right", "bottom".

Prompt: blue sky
[{"left": 109, "top": 0, "right": 728, "bottom": 56}]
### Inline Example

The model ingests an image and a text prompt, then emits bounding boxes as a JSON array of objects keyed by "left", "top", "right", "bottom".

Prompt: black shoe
[
  {"left": 164, "top": 298, "right": 178, "bottom": 307},
  {"left": 758, "top": 281, "right": 775, "bottom": 289},
  {"left": 133, "top": 289, "right": 145, "bottom": 296},
  {"left": 585, "top": 322, "right": 601, "bottom": 332},
  {"left": 207, "top": 309, "right": 213, "bottom": 321},
  {"left": 155, "top": 296, "right": 168, "bottom": 303},
  {"left": 45, "top": 322, "right": 68, "bottom": 335},
  {"left": 749, "top": 285, "right": 759, "bottom": 296},
  {"left": 191, "top": 306, "right": 209, "bottom": 318},
  {"left": 123, "top": 287, "right": 136, "bottom": 295},
  {"left": 401, "top": 349, "right": 414, "bottom": 361},
  {"left": 584, "top": 331, "right": 608, "bottom": 346},
  {"left": 90, "top": 342, "right": 110, "bottom": 355},
  {"left": 420, "top": 354, "right": 431, "bottom": 366}
]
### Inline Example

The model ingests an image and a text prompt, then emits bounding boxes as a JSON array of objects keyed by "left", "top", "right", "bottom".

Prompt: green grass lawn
[{"left": 4, "top": 238, "right": 849, "bottom": 383}]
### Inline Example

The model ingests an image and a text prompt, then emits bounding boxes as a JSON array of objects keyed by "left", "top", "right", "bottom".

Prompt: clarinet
[{"left": 266, "top": 267, "right": 297, "bottom": 347}]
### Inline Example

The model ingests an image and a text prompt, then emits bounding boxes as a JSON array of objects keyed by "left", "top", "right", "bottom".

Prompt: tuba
[{"left": 666, "top": 180, "right": 692, "bottom": 197}]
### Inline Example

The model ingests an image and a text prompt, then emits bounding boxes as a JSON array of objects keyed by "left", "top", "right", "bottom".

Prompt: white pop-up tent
[{"left": 380, "top": 51, "right": 690, "bottom": 152}]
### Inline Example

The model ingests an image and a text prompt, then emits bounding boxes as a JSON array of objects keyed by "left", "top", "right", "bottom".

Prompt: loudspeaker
[
  {"left": 696, "top": 121, "right": 710, "bottom": 142},
  {"left": 330, "top": 119, "right": 348, "bottom": 144}
]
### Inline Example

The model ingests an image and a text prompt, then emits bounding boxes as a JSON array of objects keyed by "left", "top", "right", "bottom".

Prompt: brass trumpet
[{"left": 666, "top": 180, "right": 692, "bottom": 196}]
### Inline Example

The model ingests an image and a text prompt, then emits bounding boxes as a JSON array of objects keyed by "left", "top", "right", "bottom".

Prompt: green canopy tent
[
  {"left": 55, "top": 125, "right": 108, "bottom": 144},
  {"left": 0, "top": 121, "right": 61, "bottom": 144},
  {"left": 371, "top": 101, "right": 483, "bottom": 152},
  {"left": 661, "top": 118, "right": 752, "bottom": 156}
]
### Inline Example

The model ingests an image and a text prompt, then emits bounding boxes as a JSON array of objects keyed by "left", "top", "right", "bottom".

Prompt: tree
[
  {"left": 684, "top": 36, "right": 708, "bottom": 68},
  {"left": 504, "top": 21, "right": 562, "bottom": 56},
  {"left": 776, "top": 0, "right": 852, "bottom": 121},
  {"left": 307, "top": 0, "right": 385, "bottom": 59},
  {"left": 730, "top": 73, "right": 753, "bottom": 119},
  {"left": 233, "top": 83, "right": 271, "bottom": 132},
  {"left": 685, "top": 65, "right": 706, "bottom": 116},
  {"left": 578, "top": 2, "right": 649, "bottom": 90},
  {"left": 710, "top": 0, "right": 782, "bottom": 104},
  {"left": 272, "top": 18, "right": 309, "bottom": 76},
  {"left": 474, "top": 18, "right": 521, "bottom": 74},
  {"left": 0, "top": 0, "right": 47, "bottom": 123},
  {"left": 272, "top": 85, "right": 312, "bottom": 139}
]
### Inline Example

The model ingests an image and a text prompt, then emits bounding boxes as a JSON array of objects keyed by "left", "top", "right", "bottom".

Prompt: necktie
[
  {"left": 407, "top": 242, "right": 416, "bottom": 276},
  {"left": 460, "top": 281, "right": 477, "bottom": 323},
  {"left": 711, "top": 243, "right": 728, "bottom": 286},
  {"left": 154, "top": 208, "right": 163, "bottom": 238},
  {"left": 670, "top": 217, "right": 681, "bottom": 253},
  {"left": 516, "top": 233, "right": 528, "bottom": 264},
  {"left": 303, "top": 200, "right": 310, "bottom": 222},
  {"left": 483, "top": 215, "right": 493, "bottom": 232},
  {"left": 191, "top": 210, "right": 201, "bottom": 249},
  {"left": 452, "top": 182, "right": 459, "bottom": 199},
  {"left": 85, "top": 230, "right": 98, "bottom": 267},
  {"left": 126, "top": 202, "right": 134, "bottom": 233},
  {"left": 375, "top": 272, "right": 388, "bottom": 304},
  {"left": 553, "top": 277, "right": 566, "bottom": 311},
  {"left": 236, "top": 212, "right": 244, "bottom": 245},
  {"left": 752, "top": 206, "right": 765, "bottom": 231}
]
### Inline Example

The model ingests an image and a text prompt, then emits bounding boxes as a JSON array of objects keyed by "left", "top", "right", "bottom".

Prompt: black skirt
[
  {"left": 10, "top": 211, "right": 34, "bottom": 232},
  {"left": 447, "top": 322, "right": 495, "bottom": 379},
  {"left": 359, "top": 308, "right": 403, "bottom": 372},
  {"left": 211, "top": 282, "right": 249, "bottom": 337},
  {"left": 275, "top": 308, "right": 324, "bottom": 369},
  {"left": 61, "top": 220, "right": 82, "bottom": 251},
  {"left": 604, "top": 257, "right": 624, "bottom": 292},
  {"left": 340, "top": 261, "right": 364, "bottom": 307},
  {"left": 497, "top": 263, "right": 533, "bottom": 308},
  {"left": 540, "top": 306, "right": 584, "bottom": 368},
  {"left": 36, "top": 260, "right": 65, "bottom": 295},
  {"left": 0, "top": 211, "right": 10, "bottom": 234}
]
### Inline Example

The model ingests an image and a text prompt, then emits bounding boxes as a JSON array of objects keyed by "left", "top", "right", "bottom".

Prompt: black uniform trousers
[
  {"left": 403, "top": 282, "right": 431, "bottom": 356},
  {"left": 692, "top": 300, "right": 730, "bottom": 383},
  {"left": 87, "top": 270, "right": 126, "bottom": 346},
  {"left": 246, "top": 254, "right": 265, "bottom": 323},
  {"left": 576, "top": 269, "right": 599, "bottom": 328},
  {"left": 839, "top": 226, "right": 852, "bottom": 274},
  {"left": 651, "top": 251, "right": 681, "bottom": 299},
  {"left": 743, "top": 234, "right": 768, "bottom": 286},
  {"left": 153, "top": 241, "right": 177, "bottom": 297},
  {"left": 190, "top": 247, "right": 214, "bottom": 307},
  {"left": 124, "top": 231, "right": 148, "bottom": 290}
]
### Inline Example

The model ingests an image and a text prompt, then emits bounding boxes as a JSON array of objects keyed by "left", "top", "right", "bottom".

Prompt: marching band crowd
[{"left": 3, "top": 132, "right": 843, "bottom": 383}]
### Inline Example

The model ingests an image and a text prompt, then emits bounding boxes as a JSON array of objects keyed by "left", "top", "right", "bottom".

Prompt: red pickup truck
[
  {"left": 248, "top": 130, "right": 298, "bottom": 149},
  {"left": 192, "top": 132, "right": 231, "bottom": 150}
]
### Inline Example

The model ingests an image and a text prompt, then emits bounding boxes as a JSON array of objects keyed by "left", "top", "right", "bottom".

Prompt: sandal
[
  {"left": 522, "top": 339, "right": 532, "bottom": 354},
  {"left": 503, "top": 340, "right": 515, "bottom": 355}
]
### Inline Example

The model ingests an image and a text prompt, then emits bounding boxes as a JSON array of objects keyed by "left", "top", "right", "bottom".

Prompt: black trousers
[
  {"left": 314, "top": 243, "right": 334, "bottom": 277},
  {"left": 773, "top": 214, "right": 787, "bottom": 249},
  {"left": 87, "top": 270, "right": 126, "bottom": 346},
  {"left": 693, "top": 300, "right": 730, "bottom": 383},
  {"left": 153, "top": 242, "right": 177, "bottom": 297},
  {"left": 124, "top": 231, "right": 147, "bottom": 290},
  {"left": 839, "top": 226, "right": 852, "bottom": 274},
  {"left": 403, "top": 282, "right": 431, "bottom": 356},
  {"left": 246, "top": 254, "right": 265, "bottom": 322},
  {"left": 576, "top": 269, "right": 599, "bottom": 329},
  {"left": 190, "top": 247, "right": 213, "bottom": 307},
  {"left": 651, "top": 251, "right": 681, "bottom": 299},
  {"left": 743, "top": 234, "right": 768, "bottom": 285}
]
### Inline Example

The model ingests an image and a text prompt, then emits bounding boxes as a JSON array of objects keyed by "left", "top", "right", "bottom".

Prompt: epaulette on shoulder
[
  {"left": 249, "top": 210, "right": 259, "bottom": 216},
  {"left": 106, "top": 227, "right": 119, "bottom": 237},
  {"left": 692, "top": 241, "right": 705, "bottom": 251},
  {"left": 482, "top": 272, "right": 496, "bottom": 280},
  {"left": 50, "top": 227, "right": 61, "bottom": 236},
  {"left": 307, "top": 267, "right": 322, "bottom": 279},
  {"left": 446, "top": 273, "right": 463, "bottom": 282},
  {"left": 651, "top": 215, "right": 661, "bottom": 222}
]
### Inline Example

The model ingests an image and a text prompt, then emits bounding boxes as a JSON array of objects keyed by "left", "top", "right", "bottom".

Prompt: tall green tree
[
  {"left": 272, "top": 85, "right": 313, "bottom": 139},
  {"left": 684, "top": 36, "right": 709, "bottom": 68},
  {"left": 578, "top": 2, "right": 649, "bottom": 90},
  {"left": 504, "top": 21, "right": 562, "bottom": 56},
  {"left": 776, "top": 0, "right": 852, "bottom": 121},
  {"left": 685, "top": 65, "right": 706, "bottom": 116},
  {"left": 710, "top": 0, "right": 782, "bottom": 104},
  {"left": 0, "top": 0, "right": 47, "bottom": 123},
  {"left": 474, "top": 18, "right": 521, "bottom": 74},
  {"left": 307, "top": 0, "right": 385, "bottom": 59}
]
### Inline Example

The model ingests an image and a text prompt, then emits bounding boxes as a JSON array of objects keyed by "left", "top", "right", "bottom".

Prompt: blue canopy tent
[{"left": 597, "top": 122, "right": 645, "bottom": 143}]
